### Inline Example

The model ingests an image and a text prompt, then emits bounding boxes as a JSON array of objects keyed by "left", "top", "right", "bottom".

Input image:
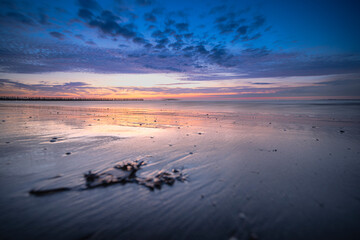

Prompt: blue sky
[{"left": 0, "top": 0, "right": 359, "bottom": 99}]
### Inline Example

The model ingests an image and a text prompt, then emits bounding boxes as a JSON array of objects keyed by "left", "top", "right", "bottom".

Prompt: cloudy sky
[{"left": 0, "top": 0, "right": 359, "bottom": 99}]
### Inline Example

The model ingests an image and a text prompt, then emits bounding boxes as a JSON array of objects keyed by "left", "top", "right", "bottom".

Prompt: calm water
[
  {"left": 0, "top": 100, "right": 360, "bottom": 240},
  {"left": 5, "top": 99, "right": 360, "bottom": 116}
]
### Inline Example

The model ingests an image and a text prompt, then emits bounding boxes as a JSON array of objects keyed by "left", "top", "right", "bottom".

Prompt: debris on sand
[
  {"left": 85, "top": 159, "right": 185, "bottom": 190},
  {"left": 50, "top": 137, "right": 58, "bottom": 143},
  {"left": 84, "top": 159, "right": 148, "bottom": 188},
  {"left": 29, "top": 175, "right": 73, "bottom": 196},
  {"left": 29, "top": 187, "right": 71, "bottom": 196},
  {"left": 84, "top": 169, "right": 133, "bottom": 188},
  {"left": 137, "top": 169, "right": 186, "bottom": 190},
  {"left": 114, "top": 160, "right": 146, "bottom": 171},
  {"left": 30, "top": 158, "right": 186, "bottom": 195}
]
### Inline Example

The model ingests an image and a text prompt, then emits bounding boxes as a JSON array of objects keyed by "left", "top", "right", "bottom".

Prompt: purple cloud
[{"left": 49, "top": 31, "right": 65, "bottom": 40}]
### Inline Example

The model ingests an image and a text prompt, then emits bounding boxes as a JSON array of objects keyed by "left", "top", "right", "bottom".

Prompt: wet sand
[{"left": 0, "top": 100, "right": 360, "bottom": 240}]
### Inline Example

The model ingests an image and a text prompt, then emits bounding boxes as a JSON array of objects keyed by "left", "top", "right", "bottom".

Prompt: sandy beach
[{"left": 0, "top": 100, "right": 359, "bottom": 240}]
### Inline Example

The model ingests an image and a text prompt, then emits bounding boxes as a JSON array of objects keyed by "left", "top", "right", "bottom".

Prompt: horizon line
[{"left": 0, "top": 96, "right": 144, "bottom": 101}]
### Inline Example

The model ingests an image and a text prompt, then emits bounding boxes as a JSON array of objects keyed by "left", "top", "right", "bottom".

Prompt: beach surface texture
[{"left": 0, "top": 100, "right": 359, "bottom": 240}]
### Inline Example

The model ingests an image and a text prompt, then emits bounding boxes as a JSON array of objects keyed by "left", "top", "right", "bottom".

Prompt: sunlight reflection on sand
[{"left": 0, "top": 101, "right": 360, "bottom": 240}]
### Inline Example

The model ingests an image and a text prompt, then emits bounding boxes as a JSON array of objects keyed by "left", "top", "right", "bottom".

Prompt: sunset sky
[{"left": 0, "top": 0, "right": 359, "bottom": 100}]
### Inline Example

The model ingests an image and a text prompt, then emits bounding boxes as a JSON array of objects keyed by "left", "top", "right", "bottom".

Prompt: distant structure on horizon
[
  {"left": 162, "top": 98, "right": 180, "bottom": 101},
  {"left": 0, "top": 96, "right": 144, "bottom": 101}
]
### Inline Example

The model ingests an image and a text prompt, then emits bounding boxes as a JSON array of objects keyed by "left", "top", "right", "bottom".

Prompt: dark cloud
[
  {"left": 100, "top": 10, "right": 120, "bottom": 22},
  {"left": 237, "top": 33, "right": 261, "bottom": 42},
  {"left": 183, "top": 46, "right": 194, "bottom": 51},
  {"left": 0, "top": 38, "right": 196, "bottom": 74},
  {"left": 252, "top": 15, "right": 265, "bottom": 29},
  {"left": 195, "top": 45, "right": 209, "bottom": 55},
  {"left": 209, "top": 5, "right": 227, "bottom": 15},
  {"left": 242, "top": 47, "right": 270, "bottom": 57},
  {"left": 250, "top": 82, "right": 274, "bottom": 85},
  {"left": 55, "top": 7, "right": 70, "bottom": 15},
  {"left": 127, "top": 53, "right": 146, "bottom": 58},
  {"left": 165, "top": 19, "right": 175, "bottom": 26},
  {"left": 77, "top": 0, "right": 101, "bottom": 11},
  {"left": 63, "top": 82, "right": 89, "bottom": 87},
  {"left": 316, "top": 79, "right": 360, "bottom": 86},
  {"left": 215, "top": 13, "right": 246, "bottom": 35},
  {"left": 0, "top": 0, "right": 17, "bottom": 9},
  {"left": 151, "top": 30, "right": 165, "bottom": 38},
  {"left": 0, "top": 79, "right": 36, "bottom": 91},
  {"left": 181, "top": 73, "right": 245, "bottom": 81},
  {"left": 154, "top": 38, "right": 169, "bottom": 49},
  {"left": 0, "top": 79, "right": 91, "bottom": 94},
  {"left": 217, "top": 21, "right": 239, "bottom": 34},
  {"left": 213, "top": 12, "right": 266, "bottom": 43},
  {"left": 136, "top": 0, "right": 154, "bottom": 6},
  {"left": 85, "top": 40, "right": 96, "bottom": 45},
  {"left": 78, "top": 8, "right": 94, "bottom": 20},
  {"left": 49, "top": 31, "right": 65, "bottom": 40},
  {"left": 156, "top": 82, "right": 196, "bottom": 86},
  {"left": 169, "top": 41, "right": 184, "bottom": 50},
  {"left": 144, "top": 43, "right": 152, "bottom": 48},
  {"left": 1, "top": 32, "right": 360, "bottom": 80},
  {"left": 133, "top": 36, "right": 147, "bottom": 45},
  {"left": 164, "top": 27, "right": 175, "bottom": 35},
  {"left": 83, "top": 10, "right": 136, "bottom": 39},
  {"left": 236, "top": 26, "right": 248, "bottom": 35},
  {"left": 144, "top": 8, "right": 163, "bottom": 22},
  {"left": 151, "top": 8, "right": 164, "bottom": 14},
  {"left": 1, "top": 78, "right": 206, "bottom": 96},
  {"left": 175, "top": 23, "right": 188, "bottom": 32},
  {"left": 6, "top": 12, "right": 36, "bottom": 26},
  {"left": 144, "top": 12, "right": 156, "bottom": 22},
  {"left": 168, "top": 10, "right": 187, "bottom": 18},
  {"left": 143, "top": 65, "right": 183, "bottom": 72},
  {"left": 208, "top": 46, "right": 234, "bottom": 66},
  {"left": 75, "top": 34, "right": 85, "bottom": 40},
  {"left": 215, "top": 16, "right": 226, "bottom": 23},
  {"left": 183, "top": 33, "right": 193, "bottom": 38},
  {"left": 38, "top": 11, "right": 49, "bottom": 25}
]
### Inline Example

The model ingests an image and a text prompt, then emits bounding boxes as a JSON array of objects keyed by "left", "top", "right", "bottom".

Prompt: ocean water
[
  {"left": 4, "top": 99, "right": 360, "bottom": 121},
  {"left": 0, "top": 100, "right": 359, "bottom": 240}
]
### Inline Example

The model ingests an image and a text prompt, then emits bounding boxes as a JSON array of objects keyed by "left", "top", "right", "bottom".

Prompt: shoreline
[{"left": 0, "top": 97, "right": 144, "bottom": 101}]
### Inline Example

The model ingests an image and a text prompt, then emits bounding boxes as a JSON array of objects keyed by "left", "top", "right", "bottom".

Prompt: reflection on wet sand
[{"left": 0, "top": 101, "right": 360, "bottom": 240}]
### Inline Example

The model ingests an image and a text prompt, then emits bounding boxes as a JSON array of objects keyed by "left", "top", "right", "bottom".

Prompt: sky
[{"left": 0, "top": 0, "right": 360, "bottom": 100}]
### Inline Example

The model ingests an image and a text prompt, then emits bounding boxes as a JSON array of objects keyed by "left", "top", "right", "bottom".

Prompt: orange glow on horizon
[{"left": 1, "top": 83, "right": 359, "bottom": 101}]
